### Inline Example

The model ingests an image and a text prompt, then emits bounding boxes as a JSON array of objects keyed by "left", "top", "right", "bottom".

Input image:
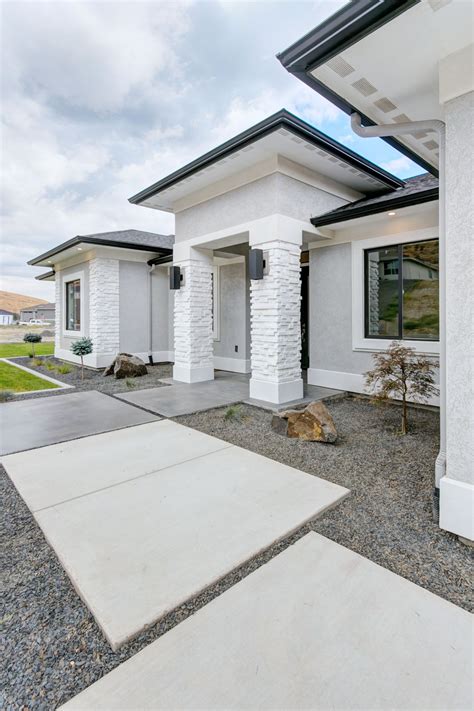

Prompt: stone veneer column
[
  {"left": 173, "top": 247, "right": 214, "bottom": 383},
  {"left": 89, "top": 257, "right": 120, "bottom": 362},
  {"left": 249, "top": 237, "right": 303, "bottom": 404}
]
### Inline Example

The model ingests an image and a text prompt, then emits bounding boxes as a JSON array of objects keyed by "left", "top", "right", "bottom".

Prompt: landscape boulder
[
  {"left": 271, "top": 401, "right": 337, "bottom": 443},
  {"left": 103, "top": 353, "right": 148, "bottom": 379}
]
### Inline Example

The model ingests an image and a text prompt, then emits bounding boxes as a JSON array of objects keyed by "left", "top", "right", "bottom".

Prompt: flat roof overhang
[
  {"left": 128, "top": 109, "right": 404, "bottom": 211},
  {"left": 29, "top": 235, "right": 172, "bottom": 268},
  {"left": 35, "top": 270, "right": 56, "bottom": 282},
  {"left": 311, "top": 184, "right": 438, "bottom": 227},
  {"left": 278, "top": 0, "right": 473, "bottom": 177}
]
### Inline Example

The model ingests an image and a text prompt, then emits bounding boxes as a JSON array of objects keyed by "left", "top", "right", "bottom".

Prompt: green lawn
[
  {"left": 0, "top": 341, "right": 55, "bottom": 358},
  {"left": 0, "top": 361, "right": 58, "bottom": 393}
]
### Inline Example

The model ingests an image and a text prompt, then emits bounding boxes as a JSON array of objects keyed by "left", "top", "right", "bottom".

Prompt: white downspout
[
  {"left": 351, "top": 113, "right": 446, "bottom": 502},
  {"left": 148, "top": 264, "right": 156, "bottom": 365}
]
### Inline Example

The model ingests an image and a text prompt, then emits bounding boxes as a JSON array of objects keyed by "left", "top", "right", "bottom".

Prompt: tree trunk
[
  {"left": 401, "top": 393, "right": 408, "bottom": 435},
  {"left": 81, "top": 355, "right": 84, "bottom": 380}
]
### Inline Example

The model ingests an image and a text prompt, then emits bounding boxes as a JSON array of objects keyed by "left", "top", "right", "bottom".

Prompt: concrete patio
[
  {"left": 3, "top": 420, "right": 348, "bottom": 650},
  {"left": 0, "top": 390, "right": 159, "bottom": 455},
  {"left": 61, "top": 532, "right": 473, "bottom": 710},
  {"left": 116, "top": 369, "right": 343, "bottom": 417}
]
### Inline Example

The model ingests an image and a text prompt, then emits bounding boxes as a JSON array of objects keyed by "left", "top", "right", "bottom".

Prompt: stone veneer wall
[
  {"left": 89, "top": 257, "right": 120, "bottom": 358},
  {"left": 250, "top": 241, "right": 301, "bottom": 384},
  {"left": 174, "top": 259, "right": 214, "bottom": 372}
]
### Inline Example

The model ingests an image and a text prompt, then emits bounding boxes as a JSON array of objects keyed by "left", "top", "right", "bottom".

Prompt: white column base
[
  {"left": 435, "top": 450, "right": 447, "bottom": 487},
  {"left": 249, "top": 377, "right": 303, "bottom": 405},
  {"left": 173, "top": 364, "right": 214, "bottom": 384},
  {"left": 439, "top": 477, "right": 474, "bottom": 541}
]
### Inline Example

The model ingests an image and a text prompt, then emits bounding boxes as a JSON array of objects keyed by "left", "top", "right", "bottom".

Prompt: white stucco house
[{"left": 30, "top": 0, "right": 472, "bottom": 545}]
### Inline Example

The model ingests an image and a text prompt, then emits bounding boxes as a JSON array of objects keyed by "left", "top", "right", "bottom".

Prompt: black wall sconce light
[
  {"left": 169, "top": 265, "right": 182, "bottom": 290},
  {"left": 249, "top": 248, "right": 265, "bottom": 280}
]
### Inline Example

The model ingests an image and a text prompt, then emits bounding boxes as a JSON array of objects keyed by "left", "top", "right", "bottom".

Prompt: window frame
[
  {"left": 62, "top": 270, "right": 84, "bottom": 337},
  {"left": 351, "top": 227, "right": 440, "bottom": 356},
  {"left": 364, "top": 238, "right": 439, "bottom": 342}
]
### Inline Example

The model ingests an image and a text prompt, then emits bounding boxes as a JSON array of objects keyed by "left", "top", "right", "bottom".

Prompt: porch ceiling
[{"left": 278, "top": 0, "right": 473, "bottom": 175}]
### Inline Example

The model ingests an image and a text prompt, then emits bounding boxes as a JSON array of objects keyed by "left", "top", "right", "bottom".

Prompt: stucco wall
[
  {"left": 445, "top": 90, "right": 474, "bottom": 486},
  {"left": 151, "top": 267, "right": 172, "bottom": 357},
  {"left": 119, "top": 261, "right": 149, "bottom": 354},
  {"left": 213, "top": 261, "right": 249, "bottom": 366},
  {"left": 175, "top": 173, "right": 346, "bottom": 242},
  {"left": 309, "top": 243, "right": 373, "bottom": 375}
]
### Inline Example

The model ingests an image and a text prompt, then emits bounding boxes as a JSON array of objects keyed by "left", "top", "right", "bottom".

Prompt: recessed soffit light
[{"left": 388, "top": 211, "right": 396, "bottom": 216}]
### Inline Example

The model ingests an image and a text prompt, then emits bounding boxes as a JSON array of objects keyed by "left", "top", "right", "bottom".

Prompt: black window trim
[
  {"left": 364, "top": 237, "right": 439, "bottom": 342},
  {"left": 65, "top": 277, "right": 81, "bottom": 332}
]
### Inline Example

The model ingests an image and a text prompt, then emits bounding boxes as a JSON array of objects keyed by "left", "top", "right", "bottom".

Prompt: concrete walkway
[
  {"left": 3, "top": 420, "right": 348, "bottom": 650},
  {"left": 0, "top": 390, "right": 158, "bottom": 455},
  {"left": 116, "top": 370, "right": 343, "bottom": 416},
  {"left": 61, "top": 533, "right": 473, "bottom": 711}
]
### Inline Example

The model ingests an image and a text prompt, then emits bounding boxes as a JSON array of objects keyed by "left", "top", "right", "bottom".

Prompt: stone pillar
[
  {"left": 173, "top": 246, "right": 214, "bottom": 383},
  {"left": 89, "top": 257, "right": 120, "bottom": 363},
  {"left": 54, "top": 275, "right": 61, "bottom": 354},
  {"left": 249, "top": 234, "right": 303, "bottom": 404}
]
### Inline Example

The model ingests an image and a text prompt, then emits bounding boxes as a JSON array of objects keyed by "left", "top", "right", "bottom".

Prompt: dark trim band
[{"left": 311, "top": 186, "right": 438, "bottom": 227}]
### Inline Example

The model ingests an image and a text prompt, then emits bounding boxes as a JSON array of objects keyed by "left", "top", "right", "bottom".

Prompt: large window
[
  {"left": 365, "top": 239, "right": 439, "bottom": 341},
  {"left": 65, "top": 279, "right": 81, "bottom": 331}
]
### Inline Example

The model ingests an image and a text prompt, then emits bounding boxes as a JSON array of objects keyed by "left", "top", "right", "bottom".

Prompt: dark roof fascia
[
  {"left": 28, "top": 236, "right": 173, "bottom": 266},
  {"left": 277, "top": 0, "right": 438, "bottom": 178},
  {"left": 148, "top": 255, "right": 173, "bottom": 266},
  {"left": 277, "top": 0, "right": 418, "bottom": 74},
  {"left": 311, "top": 186, "right": 438, "bottom": 227},
  {"left": 128, "top": 109, "right": 403, "bottom": 205},
  {"left": 35, "top": 270, "right": 56, "bottom": 281}
]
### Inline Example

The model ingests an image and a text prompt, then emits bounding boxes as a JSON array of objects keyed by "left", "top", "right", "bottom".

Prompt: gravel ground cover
[
  {"left": 2, "top": 397, "right": 472, "bottom": 709},
  {"left": 9, "top": 357, "right": 172, "bottom": 399}
]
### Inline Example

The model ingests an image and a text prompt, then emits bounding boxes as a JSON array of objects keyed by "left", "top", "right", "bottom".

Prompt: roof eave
[
  {"left": 311, "top": 187, "right": 438, "bottom": 227},
  {"left": 277, "top": 0, "right": 438, "bottom": 177},
  {"left": 28, "top": 236, "right": 173, "bottom": 266},
  {"left": 128, "top": 109, "right": 403, "bottom": 207}
]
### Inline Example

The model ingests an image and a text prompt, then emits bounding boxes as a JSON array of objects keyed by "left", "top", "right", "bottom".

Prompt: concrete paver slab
[
  {"left": 34, "top": 445, "right": 348, "bottom": 649},
  {"left": 0, "top": 391, "right": 158, "bottom": 455},
  {"left": 115, "top": 377, "right": 249, "bottom": 416},
  {"left": 61, "top": 532, "right": 473, "bottom": 711},
  {"left": 2, "top": 420, "right": 231, "bottom": 511}
]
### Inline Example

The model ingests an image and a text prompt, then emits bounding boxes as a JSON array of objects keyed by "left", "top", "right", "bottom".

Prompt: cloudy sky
[{"left": 1, "top": 0, "right": 422, "bottom": 301}]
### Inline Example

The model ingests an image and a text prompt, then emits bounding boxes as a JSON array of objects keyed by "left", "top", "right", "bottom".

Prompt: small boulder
[
  {"left": 272, "top": 401, "right": 337, "bottom": 443},
  {"left": 103, "top": 353, "right": 147, "bottom": 379}
]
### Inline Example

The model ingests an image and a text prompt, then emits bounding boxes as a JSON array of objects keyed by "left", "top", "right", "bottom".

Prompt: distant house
[
  {"left": 20, "top": 302, "right": 56, "bottom": 324},
  {"left": 0, "top": 309, "right": 14, "bottom": 325}
]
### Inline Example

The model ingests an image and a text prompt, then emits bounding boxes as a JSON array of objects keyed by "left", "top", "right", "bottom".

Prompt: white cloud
[
  {"left": 381, "top": 156, "right": 416, "bottom": 174},
  {"left": 1, "top": 0, "right": 348, "bottom": 298}
]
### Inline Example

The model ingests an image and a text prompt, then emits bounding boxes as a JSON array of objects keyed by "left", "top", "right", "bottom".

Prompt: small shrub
[
  {"left": 125, "top": 378, "right": 136, "bottom": 389},
  {"left": 45, "top": 361, "right": 56, "bottom": 371},
  {"left": 70, "top": 338, "right": 93, "bottom": 380},
  {"left": 364, "top": 341, "right": 438, "bottom": 435},
  {"left": 23, "top": 332, "right": 42, "bottom": 356},
  {"left": 224, "top": 404, "right": 242, "bottom": 422},
  {"left": 56, "top": 364, "right": 72, "bottom": 375},
  {"left": 0, "top": 389, "right": 14, "bottom": 402},
  {"left": 32, "top": 357, "right": 44, "bottom": 367}
]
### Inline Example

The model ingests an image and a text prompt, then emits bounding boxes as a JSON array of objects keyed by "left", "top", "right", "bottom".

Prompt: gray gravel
[
  {"left": 9, "top": 357, "right": 172, "bottom": 400},
  {"left": 2, "top": 397, "right": 472, "bottom": 709}
]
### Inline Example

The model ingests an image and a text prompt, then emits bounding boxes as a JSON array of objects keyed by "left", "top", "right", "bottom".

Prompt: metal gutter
[
  {"left": 128, "top": 109, "right": 403, "bottom": 206},
  {"left": 35, "top": 269, "right": 56, "bottom": 281}
]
